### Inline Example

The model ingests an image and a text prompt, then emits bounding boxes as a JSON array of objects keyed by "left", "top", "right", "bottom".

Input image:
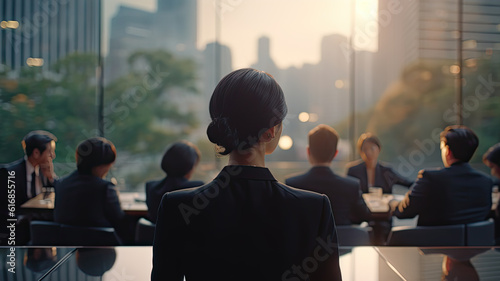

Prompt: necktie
[{"left": 31, "top": 171, "right": 37, "bottom": 198}]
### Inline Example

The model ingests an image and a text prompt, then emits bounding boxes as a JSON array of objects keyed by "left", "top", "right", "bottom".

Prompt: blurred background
[{"left": 1, "top": 0, "right": 499, "bottom": 191}]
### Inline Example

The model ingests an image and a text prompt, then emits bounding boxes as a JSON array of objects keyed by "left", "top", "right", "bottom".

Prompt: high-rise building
[
  {"left": 251, "top": 36, "right": 279, "bottom": 79},
  {"left": 105, "top": 0, "right": 198, "bottom": 83},
  {"left": 105, "top": 5, "right": 155, "bottom": 83},
  {"left": 200, "top": 41, "right": 233, "bottom": 132},
  {"left": 373, "top": 0, "right": 500, "bottom": 97},
  {"left": 0, "top": 0, "right": 100, "bottom": 72},
  {"left": 155, "top": 0, "right": 197, "bottom": 54}
]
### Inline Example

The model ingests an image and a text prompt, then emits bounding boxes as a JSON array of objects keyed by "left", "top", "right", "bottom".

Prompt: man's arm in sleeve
[
  {"left": 103, "top": 184, "right": 129, "bottom": 243},
  {"left": 392, "top": 169, "right": 430, "bottom": 219},
  {"left": 351, "top": 183, "right": 372, "bottom": 223}
]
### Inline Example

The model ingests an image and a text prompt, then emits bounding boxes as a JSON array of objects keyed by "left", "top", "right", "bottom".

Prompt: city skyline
[{"left": 104, "top": 0, "right": 378, "bottom": 69}]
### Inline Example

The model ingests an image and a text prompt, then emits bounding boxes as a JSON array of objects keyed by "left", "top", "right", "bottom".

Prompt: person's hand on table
[
  {"left": 40, "top": 159, "right": 56, "bottom": 183},
  {"left": 388, "top": 199, "right": 399, "bottom": 213}
]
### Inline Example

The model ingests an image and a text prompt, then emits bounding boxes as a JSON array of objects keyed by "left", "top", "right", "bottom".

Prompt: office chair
[
  {"left": 386, "top": 224, "right": 466, "bottom": 246},
  {"left": 135, "top": 217, "right": 156, "bottom": 245}
]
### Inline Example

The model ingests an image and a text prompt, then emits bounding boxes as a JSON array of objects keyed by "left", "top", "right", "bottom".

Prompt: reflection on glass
[
  {"left": 76, "top": 248, "right": 117, "bottom": 277},
  {"left": 24, "top": 247, "right": 58, "bottom": 273},
  {"left": 420, "top": 248, "right": 490, "bottom": 281},
  {"left": 339, "top": 247, "right": 381, "bottom": 281}
]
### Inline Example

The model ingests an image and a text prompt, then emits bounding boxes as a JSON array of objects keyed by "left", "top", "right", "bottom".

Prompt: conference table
[
  {"left": 21, "top": 189, "right": 499, "bottom": 218},
  {"left": 20, "top": 191, "right": 148, "bottom": 217},
  {"left": 2, "top": 246, "right": 499, "bottom": 280},
  {"left": 363, "top": 191, "right": 499, "bottom": 214},
  {"left": 21, "top": 191, "right": 396, "bottom": 220}
]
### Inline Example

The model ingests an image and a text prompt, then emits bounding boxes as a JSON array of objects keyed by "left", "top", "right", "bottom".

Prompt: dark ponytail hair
[
  {"left": 76, "top": 137, "right": 117, "bottom": 175},
  {"left": 207, "top": 68, "right": 287, "bottom": 155}
]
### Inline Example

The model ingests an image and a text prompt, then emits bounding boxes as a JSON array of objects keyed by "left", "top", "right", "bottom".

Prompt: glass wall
[
  {"left": 0, "top": 0, "right": 100, "bottom": 177},
  {"left": 1, "top": 0, "right": 499, "bottom": 192}
]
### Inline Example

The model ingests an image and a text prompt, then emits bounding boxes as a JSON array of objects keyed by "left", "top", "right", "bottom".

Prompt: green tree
[
  {"left": 103, "top": 49, "right": 199, "bottom": 154},
  {"left": 1, "top": 50, "right": 200, "bottom": 184},
  {"left": 0, "top": 53, "right": 98, "bottom": 169}
]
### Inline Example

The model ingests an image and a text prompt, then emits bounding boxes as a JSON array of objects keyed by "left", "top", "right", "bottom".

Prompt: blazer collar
[
  {"left": 219, "top": 165, "right": 276, "bottom": 181},
  {"left": 310, "top": 165, "right": 335, "bottom": 174}
]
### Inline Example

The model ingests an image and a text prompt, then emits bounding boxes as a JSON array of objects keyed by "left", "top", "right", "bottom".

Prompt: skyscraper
[
  {"left": 251, "top": 36, "right": 279, "bottom": 79},
  {"left": 373, "top": 0, "right": 500, "bottom": 97},
  {"left": 156, "top": 0, "right": 197, "bottom": 54},
  {"left": 105, "top": 0, "right": 198, "bottom": 83},
  {"left": 105, "top": 5, "right": 155, "bottom": 83},
  {"left": 0, "top": 0, "right": 100, "bottom": 72}
]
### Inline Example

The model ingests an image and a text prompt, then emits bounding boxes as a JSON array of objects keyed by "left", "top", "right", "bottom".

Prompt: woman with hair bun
[
  {"left": 152, "top": 68, "right": 341, "bottom": 281},
  {"left": 145, "top": 140, "right": 204, "bottom": 223}
]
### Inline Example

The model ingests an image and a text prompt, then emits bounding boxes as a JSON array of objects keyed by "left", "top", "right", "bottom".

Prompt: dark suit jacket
[
  {"left": 346, "top": 160, "right": 413, "bottom": 193},
  {"left": 1, "top": 158, "right": 54, "bottom": 209},
  {"left": 152, "top": 165, "right": 342, "bottom": 281},
  {"left": 54, "top": 171, "right": 125, "bottom": 230},
  {"left": 145, "top": 176, "right": 203, "bottom": 222},
  {"left": 285, "top": 166, "right": 371, "bottom": 225},
  {"left": 0, "top": 159, "right": 56, "bottom": 245},
  {"left": 393, "top": 162, "right": 493, "bottom": 226}
]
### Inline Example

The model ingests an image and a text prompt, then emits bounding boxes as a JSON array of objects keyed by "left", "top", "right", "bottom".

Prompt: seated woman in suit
[
  {"left": 152, "top": 68, "right": 342, "bottom": 281},
  {"left": 483, "top": 143, "right": 500, "bottom": 245},
  {"left": 145, "top": 141, "right": 204, "bottom": 222},
  {"left": 54, "top": 137, "right": 128, "bottom": 243},
  {"left": 484, "top": 143, "right": 500, "bottom": 183},
  {"left": 346, "top": 133, "right": 413, "bottom": 193},
  {"left": 346, "top": 133, "right": 413, "bottom": 245}
]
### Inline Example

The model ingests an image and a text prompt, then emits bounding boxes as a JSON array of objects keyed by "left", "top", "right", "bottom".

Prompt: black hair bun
[{"left": 207, "top": 117, "right": 239, "bottom": 155}]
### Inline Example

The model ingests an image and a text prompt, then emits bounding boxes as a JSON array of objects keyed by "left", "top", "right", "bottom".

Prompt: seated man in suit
[
  {"left": 286, "top": 124, "right": 371, "bottom": 225},
  {"left": 0, "top": 130, "right": 57, "bottom": 245},
  {"left": 145, "top": 141, "right": 203, "bottom": 222},
  {"left": 390, "top": 125, "right": 493, "bottom": 226},
  {"left": 2, "top": 130, "right": 57, "bottom": 207}
]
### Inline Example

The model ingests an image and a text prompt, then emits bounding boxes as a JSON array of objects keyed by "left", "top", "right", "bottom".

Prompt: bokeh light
[
  {"left": 298, "top": 112, "right": 310, "bottom": 122},
  {"left": 278, "top": 135, "right": 293, "bottom": 150}
]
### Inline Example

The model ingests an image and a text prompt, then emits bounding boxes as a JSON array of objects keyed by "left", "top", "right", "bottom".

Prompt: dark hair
[
  {"left": 207, "top": 68, "right": 287, "bottom": 155},
  {"left": 76, "top": 137, "right": 117, "bottom": 175},
  {"left": 161, "top": 141, "right": 201, "bottom": 177},
  {"left": 22, "top": 130, "right": 57, "bottom": 157},
  {"left": 308, "top": 124, "right": 339, "bottom": 163},
  {"left": 440, "top": 125, "right": 478, "bottom": 163},
  {"left": 357, "top": 133, "right": 381, "bottom": 153},
  {"left": 483, "top": 143, "right": 500, "bottom": 166}
]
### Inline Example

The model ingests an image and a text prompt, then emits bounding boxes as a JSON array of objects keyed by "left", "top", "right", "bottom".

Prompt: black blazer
[
  {"left": 393, "top": 162, "right": 493, "bottom": 226},
  {"left": 152, "top": 165, "right": 342, "bottom": 281},
  {"left": 346, "top": 160, "right": 413, "bottom": 193},
  {"left": 1, "top": 158, "right": 55, "bottom": 208},
  {"left": 54, "top": 171, "right": 125, "bottom": 229},
  {"left": 145, "top": 176, "right": 203, "bottom": 222},
  {"left": 285, "top": 166, "right": 371, "bottom": 225}
]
